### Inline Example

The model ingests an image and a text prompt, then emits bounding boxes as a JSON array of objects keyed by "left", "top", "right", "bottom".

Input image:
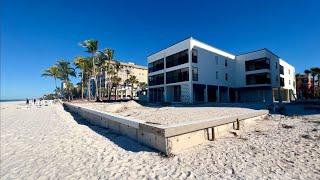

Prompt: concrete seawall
[{"left": 63, "top": 102, "right": 268, "bottom": 155}]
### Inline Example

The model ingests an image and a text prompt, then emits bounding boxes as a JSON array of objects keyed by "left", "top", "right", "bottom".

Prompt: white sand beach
[
  {"left": 72, "top": 101, "right": 267, "bottom": 125},
  {"left": 1, "top": 101, "right": 320, "bottom": 179}
]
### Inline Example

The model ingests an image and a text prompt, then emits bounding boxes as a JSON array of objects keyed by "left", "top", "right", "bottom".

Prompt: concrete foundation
[{"left": 63, "top": 102, "right": 268, "bottom": 155}]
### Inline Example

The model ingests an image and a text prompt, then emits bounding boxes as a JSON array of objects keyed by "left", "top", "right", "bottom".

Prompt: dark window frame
[
  {"left": 166, "top": 67, "right": 189, "bottom": 84},
  {"left": 166, "top": 49, "right": 189, "bottom": 68},
  {"left": 246, "top": 73, "right": 271, "bottom": 85},
  {"left": 148, "top": 58, "right": 164, "bottom": 73},
  {"left": 192, "top": 48, "right": 198, "bottom": 63},
  {"left": 245, "top": 58, "right": 270, "bottom": 71},
  {"left": 148, "top": 73, "right": 164, "bottom": 86},
  {"left": 192, "top": 67, "right": 198, "bottom": 81}
]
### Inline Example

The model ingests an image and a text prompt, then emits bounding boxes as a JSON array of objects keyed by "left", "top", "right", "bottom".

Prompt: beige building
[{"left": 97, "top": 60, "right": 147, "bottom": 99}]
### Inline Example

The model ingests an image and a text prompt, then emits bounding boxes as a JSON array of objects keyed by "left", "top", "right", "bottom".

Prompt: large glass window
[
  {"left": 148, "top": 74, "right": 164, "bottom": 86},
  {"left": 280, "top": 77, "right": 284, "bottom": 86},
  {"left": 166, "top": 49, "right": 188, "bottom": 68},
  {"left": 149, "top": 87, "right": 164, "bottom": 102},
  {"left": 192, "top": 67, "right": 198, "bottom": 81},
  {"left": 192, "top": 49, "right": 198, "bottom": 63},
  {"left": 166, "top": 67, "right": 189, "bottom": 84},
  {"left": 148, "top": 58, "right": 164, "bottom": 73},
  {"left": 245, "top": 58, "right": 270, "bottom": 71},
  {"left": 246, "top": 73, "right": 271, "bottom": 85},
  {"left": 280, "top": 65, "right": 284, "bottom": 75}
]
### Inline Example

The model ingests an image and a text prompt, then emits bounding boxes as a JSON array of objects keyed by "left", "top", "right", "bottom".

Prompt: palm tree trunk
[
  {"left": 114, "top": 87, "right": 117, "bottom": 100},
  {"left": 54, "top": 77, "right": 57, "bottom": 96},
  {"left": 312, "top": 75, "right": 316, "bottom": 98},
  {"left": 92, "top": 53, "right": 98, "bottom": 101},
  {"left": 131, "top": 83, "right": 133, "bottom": 100},
  {"left": 88, "top": 78, "right": 91, "bottom": 101},
  {"left": 99, "top": 69, "right": 102, "bottom": 100},
  {"left": 81, "top": 70, "right": 84, "bottom": 100}
]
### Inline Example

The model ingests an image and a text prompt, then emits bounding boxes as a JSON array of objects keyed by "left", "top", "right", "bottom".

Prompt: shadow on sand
[{"left": 63, "top": 106, "right": 156, "bottom": 153}]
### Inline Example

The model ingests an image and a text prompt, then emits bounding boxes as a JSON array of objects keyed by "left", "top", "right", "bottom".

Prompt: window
[
  {"left": 166, "top": 49, "right": 188, "bottom": 68},
  {"left": 288, "top": 69, "right": 291, "bottom": 75},
  {"left": 192, "top": 67, "right": 198, "bottom": 81},
  {"left": 192, "top": 49, "right": 198, "bottom": 63},
  {"left": 245, "top": 58, "right": 270, "bottom": 71},
  {"left": 166, "top": 68, "right": 189, "bottom": 84},
  {"left": 148, "top": 74, "right": 164, "bottom": 86},
  {"left": 289, "top": 80, "right": 291, "bottom": 85},
  {"left": 215, "top": 56, "right": 218, "bottom": 65},
  {"left": 225, "top": 59, "right": 228, "bottom": 67},
  {"left": 216, "top": 71, "right": 219, "bottom": 79},
  {"left": 148, "top": 58, "right": 164, "bottom": 73},
  {"left": 280, "top": 77, "right": 284, "bottom": 86},
  {"left": 225, "top": 73, "right": 228, "bottom": 81},
  {"left": 280, "top": 65, "right": 284, "bottom": 75},
  {"left": 149, "top": 87, "right": 164, "bottom": 102},
  {"left": 246, "top": 73, "right": 271, "bottom": 85}
]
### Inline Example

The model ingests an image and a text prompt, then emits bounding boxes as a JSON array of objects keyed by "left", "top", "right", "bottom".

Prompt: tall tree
[
  {"left": 125, "top": 75, "right": 139, "bottom": 99},
  {"left": 138, "top": 82, "right": 147, "bottom": 90},
  {"left": 80, "top": 39, "right": 98, "bottom": 100},
  {"left": 111, "top": 76, "right": 121, "bottom": 100},
  {"left": 42, "top": 65, "right": 60, "bottom": 91},
  {"left": 311, "top": 67, "right": 320, "bottom": 97},
  {"left": 95, "top": 51, "right": 109, "bottom": 100},
  {"left": 113, "top": 61, "right": 123, "bottom": 100},
  {"left": 103, "top": 48, "right": 115, "bottom": 100},
  {"left": 56, "top": 60, "right": 76, "bottom": 101},
  {"left": 74, "top": 56, "right": 88, "bottom": 100}
]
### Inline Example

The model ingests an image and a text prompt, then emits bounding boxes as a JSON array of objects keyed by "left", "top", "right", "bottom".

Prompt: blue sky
[{"left": 1, "top": 0, "right": 319, "bottom": 100}]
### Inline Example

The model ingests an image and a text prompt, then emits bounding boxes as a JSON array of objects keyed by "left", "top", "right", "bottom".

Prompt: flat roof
[
  {"left": 147, "top": 36, "right": 236, "bottom": 58},
  {"left": 237, "top": 48, "right": 279, "bottom": 58}
]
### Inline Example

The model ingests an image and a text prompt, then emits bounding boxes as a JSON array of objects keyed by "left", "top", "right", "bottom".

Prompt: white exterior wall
[
  {"left": 190, "top": 39, "right": 236, "bottom": 87},
  {"left": 147, "top": 37, "right": 296, "bottom": 103},
  {"left": 235, "top": 49, "right": 280, "bottom": 88},
  {"left": 147, "top": 38, "right": 192, "bottom": 103},
  {"left": 280, "top": 58, "right": 296, "bottom": 93}
]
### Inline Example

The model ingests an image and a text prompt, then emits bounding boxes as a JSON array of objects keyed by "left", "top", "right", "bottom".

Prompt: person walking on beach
[
  {"left": 26, "top": 98, "right": 29, "bottom": 104},
  {"left": 33, "top": 99, "right": 36, "bottom": 104}
]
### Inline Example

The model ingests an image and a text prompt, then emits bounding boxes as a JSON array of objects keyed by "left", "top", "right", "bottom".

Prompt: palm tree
[
  {"left": 80, "top": 39, "right": 98, "bottom": 100},
  {"left": 125, "top": 75, "right": 139, "bottom": 99},
  {"left": 102, "top": 48, "right": 115, "bottom": 100},
  {"left": 74, "top": 56, "right": 88, "bottom": 100},
  {"left": 113, "top": 61, "right": 123, "bottom": 100},
  {"left": 42, "top": 65, "right": 60, "bottom": 91},
  {"left": 304, "top": 69, "right": 311, "bottom": 78},
  {"left": 56, "top": 60, "right": 76, "bottom": 101},
  {"left": 310, "top": 68, "right": 317, "bottom": 97},
  {"left": 311, "top": 67, "right": 320, "bottom": 97},
  {"left": 138, "top": 82, "right": 147, "bottom": 90},
  {"left": 95, "top": 51, "right": 109, "bottom": 100},
  {"left": 111, "top": 76, "right": 121, "bottom": 100}
]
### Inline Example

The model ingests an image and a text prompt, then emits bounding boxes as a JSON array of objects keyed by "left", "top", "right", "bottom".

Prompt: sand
[
  {"left": 1, "top": 101, "right": 320, "bottom": 179},
  {"left": 73, "top": 101, "right": 266, "bottom": 125}
]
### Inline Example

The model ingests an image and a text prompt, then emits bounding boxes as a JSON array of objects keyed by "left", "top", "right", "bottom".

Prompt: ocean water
[{"left": 0, "top": 99, "right": 25, "bottom": 102}]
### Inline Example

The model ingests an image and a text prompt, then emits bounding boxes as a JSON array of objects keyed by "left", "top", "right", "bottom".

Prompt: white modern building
[{"left": 147, "top": 37, "right": 296, "bottom": 104}]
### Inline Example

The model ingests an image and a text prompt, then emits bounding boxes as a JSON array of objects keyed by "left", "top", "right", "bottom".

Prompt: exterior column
[
  {"left": 227, "top": 87, "right": 230, "bottom": 102},
  {"left": 205, "top": 85, "right": 208, "bottom": 103},
  {"left": 188, "top": 47, "right": 193, "bottom": 104},
  {"left": 164, "top": 86, "right": 167, "bottom": 102},
  {"left": 217, "top": 86, "right": 220, "bottom": 103},
  {"left": 278, "top": 87, "right": 282, "bottom": 103}
]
